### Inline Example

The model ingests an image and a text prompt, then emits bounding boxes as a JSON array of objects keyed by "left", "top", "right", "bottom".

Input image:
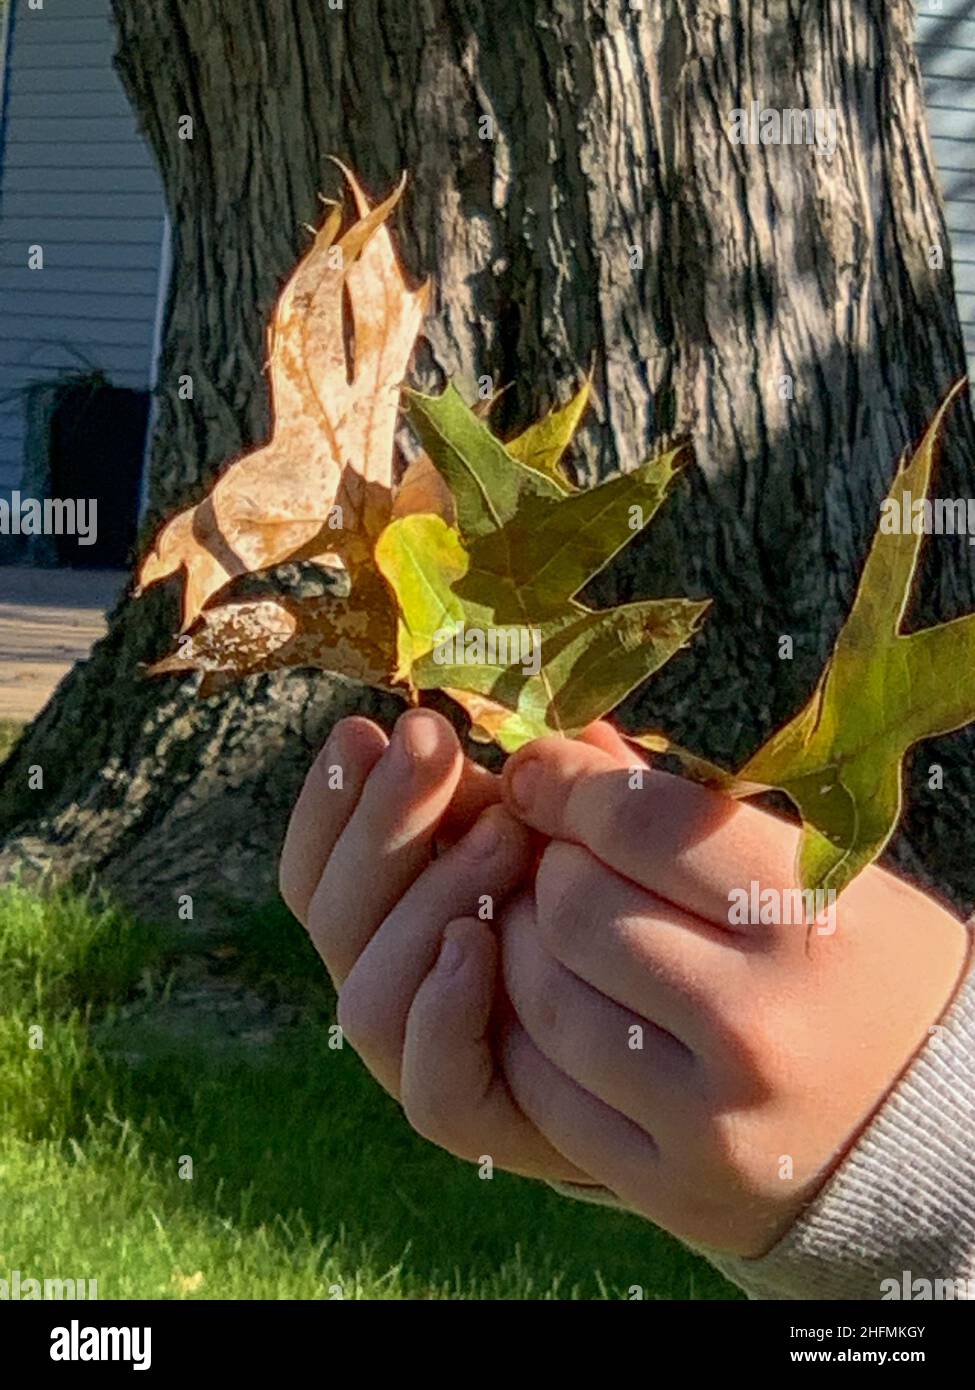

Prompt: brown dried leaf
[
  {"left": 137, "top": 169, "right": 427, "bottom": 629},
  {"left": 391, "top": 452, "right": 456, "bottom": 524},
  {"left": 148, "top": 563, "right": 397, "bottom": 692},
  {"left": 442, "top": 687, "right": 515, "bottom": 743}
]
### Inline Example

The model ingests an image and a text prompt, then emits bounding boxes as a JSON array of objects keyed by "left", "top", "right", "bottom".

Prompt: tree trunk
[{"left": 3, "top": 0, "right": 975, "bottom": 920}]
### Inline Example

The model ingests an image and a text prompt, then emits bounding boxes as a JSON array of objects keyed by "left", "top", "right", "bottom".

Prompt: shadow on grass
[{"left": 1, "top": 886, "right": 741, "bottom": 1300}]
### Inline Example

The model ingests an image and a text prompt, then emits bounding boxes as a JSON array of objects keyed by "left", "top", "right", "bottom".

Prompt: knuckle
[{"left": 699, "top": 1108, "right": 781, "bottom": 1219}]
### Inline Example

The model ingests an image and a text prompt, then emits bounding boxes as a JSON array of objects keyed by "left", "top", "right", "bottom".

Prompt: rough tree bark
[{"left": 2, "top": 0, "right": 974, "bottom": 920}]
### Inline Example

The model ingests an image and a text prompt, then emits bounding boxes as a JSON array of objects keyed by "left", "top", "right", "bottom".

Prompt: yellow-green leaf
[
  {"left": 374, "top": 512, "right": 468, "bottom": 681},
  {"left": 643, "top": 378, "right": 971, "bottom": 899},
  {"left": 505, "top": 380, "right": 591, "bottom": 486},
  {"left": 406, "top": 383, "right": 689, "bottom": 613},
  {"left": 385, "top": 387, "right": 706, "bottom": 744}
]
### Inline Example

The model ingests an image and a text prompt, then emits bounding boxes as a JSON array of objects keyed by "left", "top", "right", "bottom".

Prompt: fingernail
[
  {"left": 438, "top": 932, "right": 465, "bottom": 974},
  {"left": 394, "top": 711, "right": 442, "bottom": 765},
  {"left": 508, "top": 758, "right": 541, "bottom": 814}
]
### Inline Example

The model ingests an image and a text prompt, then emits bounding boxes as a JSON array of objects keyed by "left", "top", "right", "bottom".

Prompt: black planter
[{"left": 48, "top": 381, "right": 149, "bottom": 568}]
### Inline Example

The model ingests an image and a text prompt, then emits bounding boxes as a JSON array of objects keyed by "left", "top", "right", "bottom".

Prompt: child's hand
[
  {"left": 488, "top": 736, "right": 971, "bottom": 1256},
  {"left": 281, "top": 713, "right": 970, "bottom": 1259},
  {"left": 278, "top": 709, "right": 602, "bottom": 1183}
]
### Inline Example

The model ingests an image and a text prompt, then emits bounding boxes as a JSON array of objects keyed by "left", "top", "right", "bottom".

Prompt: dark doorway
[{"left": 47, "top": 380, "right": 149, "bottom": 568}]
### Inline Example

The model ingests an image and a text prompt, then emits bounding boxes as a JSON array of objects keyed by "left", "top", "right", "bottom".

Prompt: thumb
[{"left": 501, "top": 735, "right": 640, "bottom": 839}]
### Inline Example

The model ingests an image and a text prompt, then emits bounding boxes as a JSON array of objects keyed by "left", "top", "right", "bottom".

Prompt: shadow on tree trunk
[{"left": 3, "top": 0, "right": 975, "bottom": 921}]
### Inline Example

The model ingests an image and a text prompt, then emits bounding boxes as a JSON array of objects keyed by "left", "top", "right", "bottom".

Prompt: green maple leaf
[
  {"left": 636, "top": 377, "right": 973, "bottom": 897},
  {"left": 375, "top": 385, "right": 708, "bottom": 750}
]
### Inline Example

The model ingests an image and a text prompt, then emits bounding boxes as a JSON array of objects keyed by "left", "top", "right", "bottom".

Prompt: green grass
[{"left": 0, "top": 882, "right": 740, "bottom": 1300}]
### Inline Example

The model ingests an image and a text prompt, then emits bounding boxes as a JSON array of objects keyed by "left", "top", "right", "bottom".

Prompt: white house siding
[
  {"left": 917, "top": 1, "right": 975, "bottom": 384},
  {"left": 0, "top": 0, "right": 166, "bottom": 504}
]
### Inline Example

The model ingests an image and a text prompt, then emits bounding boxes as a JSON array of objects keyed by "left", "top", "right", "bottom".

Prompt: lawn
[{"left": 0, "top": 728, "right": 740, "bottom": 1300}]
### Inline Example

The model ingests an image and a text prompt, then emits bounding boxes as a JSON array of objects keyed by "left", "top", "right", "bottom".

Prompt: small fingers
[
  {"left": 530, "top": 841, "right": 752, "bottom": 1054},
  {"left": 279, "top": 716, "right": 388, "bottom": 925},
  {"left": 500, "top": 1018, "right": 662, "bottom": 1211},
  {"left": 499, "top": 892, "right": 697, "bottom": 1133},
  {"left": 338, "top": 805, "right": 534, "bottom": 1094},
  {"left": 400, "top": 918, "right": 590, "bottom": 1181},
  {"left": 308, "top": 708, "right": 463, "bottom": 983}
]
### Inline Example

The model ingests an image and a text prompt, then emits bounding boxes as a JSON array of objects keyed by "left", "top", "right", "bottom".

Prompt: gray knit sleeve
[{"left": 553, "top": 938, "right": 975, "bottom": 1301}]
